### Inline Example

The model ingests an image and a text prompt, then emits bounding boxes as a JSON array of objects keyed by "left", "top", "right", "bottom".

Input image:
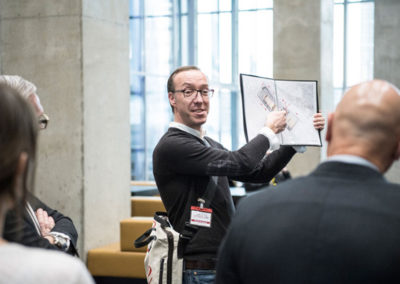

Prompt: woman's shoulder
[{"left": 0, "top": 243, "right": 94, "bottom": 283}]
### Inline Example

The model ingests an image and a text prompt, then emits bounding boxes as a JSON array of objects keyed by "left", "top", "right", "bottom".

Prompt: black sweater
[{"left": 153, "top": 127, "right": 296, "bottom": 259}]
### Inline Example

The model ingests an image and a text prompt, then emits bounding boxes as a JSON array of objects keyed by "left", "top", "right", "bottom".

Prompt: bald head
[{"left": 326, "top": 80, "right": 400, "bottom": 173}]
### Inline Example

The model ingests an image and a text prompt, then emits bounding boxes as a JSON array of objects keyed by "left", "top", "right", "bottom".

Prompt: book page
[
  {"left": 240, "top": 75, "right": 276, "bottom": 142},
  {"left": 275, "top": 80, "right": 320, "bottom": 145},
  {"left": 240, "top": 74, "right": 321, "bottom": 146}
]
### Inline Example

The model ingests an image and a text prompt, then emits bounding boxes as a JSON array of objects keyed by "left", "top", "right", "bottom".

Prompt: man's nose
[{"left": 193, "top": 91, "right": 204, "bottom": 102}]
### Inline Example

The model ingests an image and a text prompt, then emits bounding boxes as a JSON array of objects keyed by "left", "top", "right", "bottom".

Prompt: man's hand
[
  {"left": 36, "top": 208, "right": 55, "bottom": 237},
  {"left": 313, "top": 113, "right": 325, "bottom": 130},
  {"left": 265, "top": 111, "right": 287, "bottom": 134},
  {"left": 44, "top": 235, "right": 55, "bottom": 244}
]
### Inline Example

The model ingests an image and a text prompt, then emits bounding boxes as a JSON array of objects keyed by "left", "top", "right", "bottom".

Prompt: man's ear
[
  {"left": 325, "top": 112, "right": 334, "bottom": 142},
  {"left": 168, "top": 92, "right": 176, "bottom": 107}
]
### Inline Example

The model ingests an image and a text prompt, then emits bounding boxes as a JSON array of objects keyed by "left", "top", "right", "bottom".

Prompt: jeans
[{"left": 183, "top": 269, "right": 216, "bottom": 284}]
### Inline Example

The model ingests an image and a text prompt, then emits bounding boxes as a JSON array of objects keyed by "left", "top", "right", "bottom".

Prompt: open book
[{"left": 240, "top": 74, "right": 321, "bottom": 146}]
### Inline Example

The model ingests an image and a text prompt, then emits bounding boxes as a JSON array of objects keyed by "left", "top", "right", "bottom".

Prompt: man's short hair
[
  {"left": 167, "top": 66, "right": 201, "bottom": 93},
  {"left": 167, "top": 66, "right": 201, "bottom": 113},
  {"left": 0, "top": 75, "right": 37, "bottom": 99}
]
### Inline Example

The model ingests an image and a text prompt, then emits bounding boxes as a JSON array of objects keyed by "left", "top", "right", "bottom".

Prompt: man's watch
[{"left": 51, "top": 234, "right": 70, "bottom": 251}]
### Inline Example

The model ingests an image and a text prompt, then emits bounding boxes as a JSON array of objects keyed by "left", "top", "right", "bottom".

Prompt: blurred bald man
[{"left": 216, "top": 80, "right": 400, "bottom": 284}]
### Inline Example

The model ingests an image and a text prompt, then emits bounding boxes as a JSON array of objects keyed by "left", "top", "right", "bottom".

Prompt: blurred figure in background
[
  {"left": 0, "top": 83, "right": 93, "bottom": 283},
  {"left": 0, "top": 75, "right": 78, "bottom": 255}
]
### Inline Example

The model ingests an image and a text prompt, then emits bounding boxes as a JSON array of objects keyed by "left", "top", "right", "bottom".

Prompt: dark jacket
[
  {"left": 217, "top": 162, "right": 400, "bottom": 284},
  {"left": 3, "top": 192, "right": 78, "bottom": 255}
]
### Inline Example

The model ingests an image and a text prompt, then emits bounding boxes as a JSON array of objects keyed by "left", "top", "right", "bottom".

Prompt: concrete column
[
  {"left": 0, "top": 0, "right": 130, "bottom": 258},
  {"left": 374, "top": 0, "right": 400, "bottom": 183},
  {"left": 273, "top": 0, "right": 333, "bottom": 176}
]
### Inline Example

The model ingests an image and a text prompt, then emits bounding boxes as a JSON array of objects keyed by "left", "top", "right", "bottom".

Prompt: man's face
[{"left": 169, "top": 70, "right": 210, "bottom": 131}]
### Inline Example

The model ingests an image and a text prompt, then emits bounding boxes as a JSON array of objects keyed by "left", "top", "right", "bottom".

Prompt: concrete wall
[
  {"left": 0, "top": 0, "right": 130, "bottom": 258},
  {"left": 374, "top": 0, "right": 400, "bottom": 183},
  {"left": 273, "top": 0, "right": 333, "bottom": 177},
  {"left": 82, "top": 0, "right": 130, "bottom": 254}
]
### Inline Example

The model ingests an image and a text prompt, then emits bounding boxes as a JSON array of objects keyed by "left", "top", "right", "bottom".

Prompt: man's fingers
[
  {"left": 48, "top": 216, "right": 55, "bottom": 230},
  {"left": 313, "top": 113, "right": 325, "bottom": 130},
  {"left": 36, "top": 208, "right": 44, "bottom": 224},
  {"left": 36, "top": 208, "right": 52, "bottom": 235},
  {"left": 265, "top": 110, "right": 287, "bottom": 133},
  {"left": 314, "top": 122, "right": 324, "bottom": 129}
]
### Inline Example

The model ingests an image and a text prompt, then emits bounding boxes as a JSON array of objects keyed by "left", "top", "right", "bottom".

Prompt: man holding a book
[{"left": 152, "top": 65, "right": 324, "bottom": 284}]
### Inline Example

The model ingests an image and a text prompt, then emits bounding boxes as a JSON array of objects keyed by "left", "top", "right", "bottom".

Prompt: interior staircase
[{"left": 87, "top": 196, "right": 165, "bottom": 283}]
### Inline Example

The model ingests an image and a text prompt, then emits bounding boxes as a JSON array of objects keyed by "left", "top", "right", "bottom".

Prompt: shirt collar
[
  {"left": 169, "top": 122, "right": 206, "bottom": 139},
  {"left": 325, "top": 154, "right": 380, "bottom": 172}
]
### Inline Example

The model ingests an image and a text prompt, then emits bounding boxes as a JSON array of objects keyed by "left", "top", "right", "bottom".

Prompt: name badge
[{"left": 190, "top": 206, "right": 212, "bottom": 228}]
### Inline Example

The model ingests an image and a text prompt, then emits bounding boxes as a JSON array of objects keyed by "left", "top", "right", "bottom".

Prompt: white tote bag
[{"left": 135, "top": 212, "right": 183, "bottom": 284}]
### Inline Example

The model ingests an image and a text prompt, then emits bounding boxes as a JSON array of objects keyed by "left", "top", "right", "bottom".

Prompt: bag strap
[
  {"left": 201, "top": 137, "right": 220, "bottom": 208},
  {"left": 176, "top": 138, "right": 222, "bottom": 258},
  {"left": 201, "top": 176, "right": 219, "bottom": 208},
  {"left": 154, "top": 211, "right": 170, "bottom": 228},
  {"left": 134, "top": 228, "right": 155, "bottom": 248},
  {"left": 177, "top": 176, "right": 220, "bottom": 259},
  {"left": 178, "top": 222, "right": 198, "bottom": 259},
  {"left": 202, "top": 137, "right": 235, "bottom": 214}
]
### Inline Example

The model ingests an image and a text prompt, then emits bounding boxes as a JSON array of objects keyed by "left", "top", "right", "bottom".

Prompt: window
[
  {"left": 130, "top": 0, "right": 374, "bottom": 181},
  {"left": 129, "top": 0, "right": 273, "bottom": 181},
  {"left": 129, "top": 0, "right": 174, "bottom": 180},
  {"left": 333, "top": 0, "right": 374, "bottom": 105}
]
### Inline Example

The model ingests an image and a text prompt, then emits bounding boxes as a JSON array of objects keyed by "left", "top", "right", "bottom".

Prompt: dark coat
[
  {"left": 217, "top": 162, "right": 400, "bottom": 284},
  {"left": 3, "top": 192, "right": 78, "bottom": 255}
]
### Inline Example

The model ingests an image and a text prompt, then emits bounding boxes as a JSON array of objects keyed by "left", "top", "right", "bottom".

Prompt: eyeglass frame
[
  {"left": 172, "top": 88, "right": 214, "bottom": 99},
  {"left": 38, "top": 113, "right": 50, "bottom": 130}
]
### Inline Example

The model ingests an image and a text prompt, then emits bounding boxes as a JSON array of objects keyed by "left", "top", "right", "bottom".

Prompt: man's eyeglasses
[
  {"left": 173, "top": 89, "right": 214, "bottom": 99},
  {"left": 38, "top": 114, "right": 49, "bottom": 130}
]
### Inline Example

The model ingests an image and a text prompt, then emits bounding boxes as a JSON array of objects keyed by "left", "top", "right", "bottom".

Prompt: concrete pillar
[
  {"left": 374, "top": 0, "right": 400, "bottom": 183},
  {"left": 0, "top": 0, "right": 130, "bottom": 258},
  {"left": 273, "top": 0, "right": 333, "bottom": 176}
]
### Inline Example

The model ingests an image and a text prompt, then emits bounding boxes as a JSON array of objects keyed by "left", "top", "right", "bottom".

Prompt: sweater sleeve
[
  {"left": 154, "top": 131, "right": 271, "bottom": 178},
  {"left": 231, "top": 146, "right": 296, "bottom": 183}
]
